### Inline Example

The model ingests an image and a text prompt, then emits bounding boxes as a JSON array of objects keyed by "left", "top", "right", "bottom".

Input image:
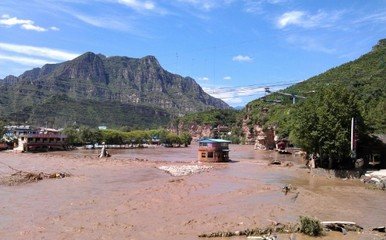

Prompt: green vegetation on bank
[
  {"left": 176, "top": 109, "right": 240, "bottom": 126},
  {"left": 283, "top": 39, "right": 386, "bottom": 133},
  {"left": 62, "top": 127, "right": 192, "bottom": 147},
  {"left": 299, "top": 216, "right": 323, "bottom": 236},
  {"left": 245, "top": 39, "right": 386, "bottom": 134},
  {"left": 244, "top": 84, "right": 386, "bottom": 166},
  {"left": 289, "top": 85, "right": 364, "bottom": 164}
]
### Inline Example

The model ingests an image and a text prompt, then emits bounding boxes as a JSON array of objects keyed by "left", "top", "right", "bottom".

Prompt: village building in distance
[
  {"left": 198, "top": 138, "right": 231, "bottom": 162},
  {"left": 2, "top": 125, "right": 67, "bottom": 152}
]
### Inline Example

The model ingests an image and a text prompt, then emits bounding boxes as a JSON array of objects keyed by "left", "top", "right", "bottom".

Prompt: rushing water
[{"left": 1, "top": 144, "right": 385, "bottom": 240}]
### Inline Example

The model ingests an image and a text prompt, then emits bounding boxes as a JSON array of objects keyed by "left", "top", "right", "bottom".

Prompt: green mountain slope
[
  {"left": 6, "top": 95, "right": 171, "bottom": 129},
  {"left": 248, "top": 39, "right": 386, "bottom": 133},
  {"left": 0, "top": 52, "right": 229, "bottom": 128}
]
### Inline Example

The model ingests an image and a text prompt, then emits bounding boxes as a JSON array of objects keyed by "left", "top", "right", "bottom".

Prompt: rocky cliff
[{"left": 0, "top": 52, "right": 230, "bottom": 128}]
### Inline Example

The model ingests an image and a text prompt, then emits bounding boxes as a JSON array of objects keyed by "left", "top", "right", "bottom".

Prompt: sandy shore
[{"left": 0, "top": 145, "right": 385, "bottom": 240}]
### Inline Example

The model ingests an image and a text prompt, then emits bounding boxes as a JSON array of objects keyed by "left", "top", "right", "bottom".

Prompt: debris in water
[
  {"left": 169, "top": 178, "right": 184, "bottom": 183},
  {"left": 0, "top": 171, "right": 70, "bottom": 186},
  {"left": 198, "top": 222, "right": 299, "bottom": 238},
  {"left": 282, "top": 184, "right": 297, "bottom": 195},
  {"left": 0, "top": 161, "right": 71, "bottom": 186},
  {"left": 321, "top": 221, "right": 363, "bottom": 234},
  {"left": 247, "top": 236, "right": 277, "bottom": 239},
  {"left": 199, "top": 218, "right": 374, "bottom": 238},
  {"left": 372, "top": 226, "right": 385, "bottom": 233},
  {"left": 270, "top": 160, "right": 281, "bottom": 165},
  {"left": 291, "top": 192, "right": 300, "bottom": 202},
  {"left": 158, "top": 165, "right": 213, "bottom": 177}
]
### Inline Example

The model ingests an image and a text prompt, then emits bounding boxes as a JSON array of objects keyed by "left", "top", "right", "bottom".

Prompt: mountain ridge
[{"left": 0, "top": 52, "right": 230, "bottom": 128}]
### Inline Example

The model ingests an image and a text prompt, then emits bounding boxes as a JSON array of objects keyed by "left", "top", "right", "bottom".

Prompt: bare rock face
[
  {"left": 241, "top": 106, "right": 276, "bottom": 149},
  {"left": 0, "top": 52, "right": 230, "bottom": 127},
  {"left": 254, "top": 126, "right": 276, "bottom": 150},
  {"left": 184, "top": 123, "right": 212, "bottom": 141}
]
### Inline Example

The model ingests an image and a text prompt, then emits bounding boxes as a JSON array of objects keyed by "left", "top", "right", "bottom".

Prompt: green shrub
[{"left": 299, "top": 216, "right": 323, "bottom": 236}]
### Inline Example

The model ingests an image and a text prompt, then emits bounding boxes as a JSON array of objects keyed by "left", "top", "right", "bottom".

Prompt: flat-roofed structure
[
  {"left": 14, "top": 130, "right": 67, "bottom": 152},
  {"left": 198, "top": 138, "right": 231, "bottom": 162}
]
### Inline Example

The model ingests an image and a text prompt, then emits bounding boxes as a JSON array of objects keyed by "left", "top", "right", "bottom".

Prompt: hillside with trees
[
  {"left": 244, "top": 39, "right": 385, "bottom": 134},
  {"left": 175, "top": 39, "right": 385, "bottom": 166},
  {"left": 0, "top": 52, "right": 229, "bottom": 128}
]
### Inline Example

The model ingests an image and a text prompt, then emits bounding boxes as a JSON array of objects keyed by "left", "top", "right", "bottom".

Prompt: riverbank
[{"left": 0, "top": 145, "right": 385, "bottom": 239}]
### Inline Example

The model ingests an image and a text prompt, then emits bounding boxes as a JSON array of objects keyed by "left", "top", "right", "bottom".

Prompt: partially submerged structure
[
  {"left": 13, "top": 128, "right": 67, "bottom": 152},
  {"left": 198, "top": 138, "right": 231, "bottom": 162}
]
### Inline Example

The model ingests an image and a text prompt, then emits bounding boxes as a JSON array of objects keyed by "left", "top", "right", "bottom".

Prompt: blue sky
[{"left": 0, "top": 0, "right": 385, "bottom": 107}]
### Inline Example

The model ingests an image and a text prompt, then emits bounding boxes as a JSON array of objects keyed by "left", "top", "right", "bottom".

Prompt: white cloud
[
  {"left": 0, "top": 42, "right": 79, "bottom": 61},
  {"left": 223, "top": 76, "right": 231, "bottom": 80},
  {"left": 116, "top": 0, "right": 167, "bottom": 14},
  {"left": 224, "top": 97, "right": 244, "bottom": 105},
  {"left": 266, "top": 0, "right": 288, "bottom": 4},
  {"left": 177, "top": 0, "right": 234, "bottom": 11},
  {"left": 50, "top": 26, "right": 60, "bottom": 31},
  {"left": 0, "top": 15, "right": 58, "bottom": 32},
  {"left": 277, "top": 11, "right": 305, "bottom": 28},
  {"left": 0, "top": 54, "right": 56, "bottom": 66},
  {"left": 203, "top": 85, "right": 266, "bottom": 106},
  {"left": 74, "top": 14, "right": 108, "bottom": 27},
  {"left": 204, "top": 85, "right": 265, "bottom": 99},
  {"left": 117, "top": 0, "right": 155, "bottom": 10},
  {"left": 285, "top": 35, "right": 335, "bottom": 54},
  {"left": 243, "top": 1, "right": 263, "bottom": 14},
  {"left": 243, "top": 0, "right": 288, "bottom": 14},
  {"left": 203, "top": 83, "right": 291, "bottom": 106},
  {"left": 21, "top": 23, "right": 47, "bottom": 32},
  {"left": 236, "top": 86, "right": 266, "bottom": 96},
  {"left": 0, "top": 43, "right": 79, "bottom": 78},
  {"left": 232, "top": 55, "right": 253, "bottom": 62},
  {"left": 73, "top": 13, "right": 130, "bottom": 31},
  {"left": 277, "top": 10, "right": 343, "bottom": 29},
  {"left": 354, "top": 12, "right": 386, "bottom": 24},
  {"left": 198, "top": 76, "right": 210, "bottom": 81}
]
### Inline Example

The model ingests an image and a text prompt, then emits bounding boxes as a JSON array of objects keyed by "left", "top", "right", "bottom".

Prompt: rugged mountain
[{"left": 0, "top": 52, "right": 229, "bottom": 128}]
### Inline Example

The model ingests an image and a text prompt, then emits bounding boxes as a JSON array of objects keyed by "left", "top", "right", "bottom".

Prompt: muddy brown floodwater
[{"left": 0, "top": 145, "right": 385, "bottom": 240}]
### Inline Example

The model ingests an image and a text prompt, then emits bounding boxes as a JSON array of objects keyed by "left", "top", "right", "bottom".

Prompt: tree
[
  {"left": 289, "top": 84, "right": 364, "bottom": 168},
  {"left": 62, "top": 127, "right": 81, "bottom": 145},
  {"left": 101, "top": 129, "right": 124, "bottom": 144},
  {"left": 165, "top": 132, "right": 180, "bottom": 146},
  {"left": 78, "top": 126, "right": 93, "bottom": 144},
  {"left": 180, "top": 132, "right": 192, "bottom": 147},
  {"left": 0, "top": 120, "right": 5, "bottom": 137}
]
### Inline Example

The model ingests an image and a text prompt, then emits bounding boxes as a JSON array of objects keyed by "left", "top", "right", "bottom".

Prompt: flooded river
[{"left": 0, "top": 144, "right": 385, "bottom": 239}]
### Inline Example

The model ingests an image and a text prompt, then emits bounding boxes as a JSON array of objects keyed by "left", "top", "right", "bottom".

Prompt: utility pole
[{"left": 350, "top": 117, "right": 356, "bottom": 158}]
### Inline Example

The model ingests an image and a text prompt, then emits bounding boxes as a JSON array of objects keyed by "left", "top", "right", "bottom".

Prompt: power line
[{"left": 206, "top": 81, "right": 298, "bottom": 95}]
